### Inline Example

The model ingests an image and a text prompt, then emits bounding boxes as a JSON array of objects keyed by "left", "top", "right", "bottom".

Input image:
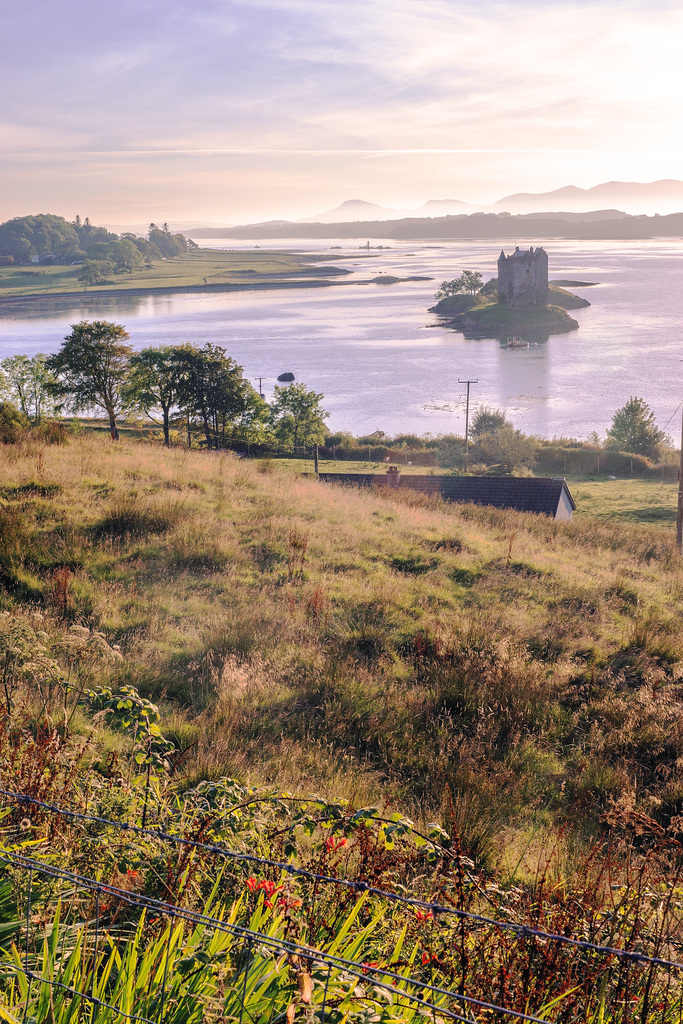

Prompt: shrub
[
  {"left": 31, "top": 420, "right": 70, "bottom": 444},
  {"left": 0, "top": 402, "right": 29, "bottom": 443},
  {"left": 470, "top": 406, "right": 509, "bottom": 438},
  {"left": 471, "top": 425, "right": 537, "bottom": 472}
]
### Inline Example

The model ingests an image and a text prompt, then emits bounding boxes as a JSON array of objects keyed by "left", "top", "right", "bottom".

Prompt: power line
[
  {"left": 663, "top": 400, "right": 683, "bottom": 433},
  {"left": 458, "top": 379, "right": 478, "bottom": 469}
]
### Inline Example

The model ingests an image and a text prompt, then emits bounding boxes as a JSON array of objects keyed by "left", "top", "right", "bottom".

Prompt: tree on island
[
  {"left": 270, "top": 383, "right": 328, "bottom": 448},
  {"left": 47, "top": 320, "right": 132, "bottom": 440},
  {"left": 435, "top": 270, "right": 483, "bottom": 300},
  {"left": 605, "top": 396, "right": 668, "bottom": 459}
]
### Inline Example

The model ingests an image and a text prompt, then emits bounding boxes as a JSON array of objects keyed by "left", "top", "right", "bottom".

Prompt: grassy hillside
[
  {"left": 2, "top": 435, "right": 683, "bottom": 848},
  {"left": 4, "top": 434, "right": 683, "bottom": 1018}
]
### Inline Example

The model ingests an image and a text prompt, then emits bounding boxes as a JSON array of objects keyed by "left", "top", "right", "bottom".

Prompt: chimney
[{"left": 386, "top": 465, "right": 401, "bottom": 488}]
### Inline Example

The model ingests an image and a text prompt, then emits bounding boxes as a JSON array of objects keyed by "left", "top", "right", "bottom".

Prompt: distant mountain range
[
  {"left": 297, "top": 198, "right": 472, "bottom": 223},
  {"left": 293, "top": 181, "right": 683, "bottom": 223},
  {"left": 491, "top": 180, "right": 683, "bottom": 215},
  {"left": 185, "top": 180, "right": 683, "bottom": 240}
]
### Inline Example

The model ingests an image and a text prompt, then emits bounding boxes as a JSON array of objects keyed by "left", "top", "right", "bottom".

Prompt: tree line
[
  {"left": 0, "top": 214, "right": 193, "bottom": 270},
  {"left": 0, "top": 320, "right": 670, "bottom": 470},
  {"left": 0, "top": 320, "right": 328, "bottom": 449}
]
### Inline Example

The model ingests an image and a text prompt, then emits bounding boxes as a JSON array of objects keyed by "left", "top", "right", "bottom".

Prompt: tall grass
[{"left": 1, "top": 434, "right": 683, "bottom": 862}]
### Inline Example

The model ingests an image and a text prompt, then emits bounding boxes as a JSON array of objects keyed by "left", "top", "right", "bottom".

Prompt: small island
[{"left": 429, "top": 247, "right": 592, "bottom": 341}]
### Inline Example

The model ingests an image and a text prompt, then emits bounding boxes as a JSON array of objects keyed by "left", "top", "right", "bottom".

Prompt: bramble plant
[{"left": 83, "top": 683, "right": 174, "bottom": 771}]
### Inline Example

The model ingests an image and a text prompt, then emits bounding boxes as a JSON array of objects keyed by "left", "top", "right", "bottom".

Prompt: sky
[{"left": 2, "top": 0, "right": 683, "bottom": 226}]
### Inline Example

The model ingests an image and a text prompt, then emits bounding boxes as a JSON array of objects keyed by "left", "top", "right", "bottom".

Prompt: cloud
[{"left": 1, "top": 0, "right": 682, "bottom": 220}]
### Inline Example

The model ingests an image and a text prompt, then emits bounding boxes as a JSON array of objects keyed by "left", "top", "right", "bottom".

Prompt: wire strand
[
  {"left": 4, "top": 789, "right": 682, "bottom": 973},
  {"left": 0, "top": 849, "right": 551, "bottom": 1024}
]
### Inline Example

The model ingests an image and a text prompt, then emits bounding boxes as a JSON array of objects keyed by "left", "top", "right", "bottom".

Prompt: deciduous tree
[
  {"left": 123, "top": 346, "right": 186, "bottom": 446},
  {"left": 270, "top": 383, "right": 328, "bottom": 449},
  {"left": 172, "top": 344, "right": 263, "bottom": 448},
  {"left": 1, "top": 354, "right": 57, "bottom": 423},
  {"left": 78, "top": 260, "right": 113, "bottom": 286},
  {"left": 605, "top": 396, "right": 667, "bottom": 458},
  {"left": 46, "top": 320, "right": 132, "bottom": 439}
]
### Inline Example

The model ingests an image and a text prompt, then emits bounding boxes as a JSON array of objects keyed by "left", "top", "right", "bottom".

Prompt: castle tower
[{"left": 497, "top": 246, "right": 548, "bottom": 307}]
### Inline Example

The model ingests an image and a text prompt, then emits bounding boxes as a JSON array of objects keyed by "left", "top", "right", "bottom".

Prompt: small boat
[{"left": 504, "top": 336, "right": 530, "bottom": 348}]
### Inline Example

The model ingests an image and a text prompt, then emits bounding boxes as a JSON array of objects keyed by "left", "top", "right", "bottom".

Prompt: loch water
[{"left": 1, "top": 237, "right": 682, "bottom": 440}]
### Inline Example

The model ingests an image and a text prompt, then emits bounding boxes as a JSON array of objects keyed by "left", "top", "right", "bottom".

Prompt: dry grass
[{"left": 2, "top": 434, "right": 683, "bottom": 866}]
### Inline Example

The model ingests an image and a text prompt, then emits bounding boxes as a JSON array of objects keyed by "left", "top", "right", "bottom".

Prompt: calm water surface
[{"left": 1, "top": 238, "right": 682, "bottom": 439}]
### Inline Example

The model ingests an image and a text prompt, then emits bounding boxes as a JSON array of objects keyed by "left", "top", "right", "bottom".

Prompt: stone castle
[{"left": 497, "top": 246, "right": 548, "bottom": 307}]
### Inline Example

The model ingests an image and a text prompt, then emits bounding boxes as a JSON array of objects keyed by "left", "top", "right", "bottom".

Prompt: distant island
[
  {"left": 428, "top": 247, "right": 592, "bottom": 341},
  {"left": 191, "top": 208, "right": 683, "bottom": 241}
]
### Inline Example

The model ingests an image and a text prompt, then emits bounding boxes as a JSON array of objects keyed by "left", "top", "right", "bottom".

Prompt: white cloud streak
[{"left": 1, "top": 0, "right": 682, "bottom": 220}]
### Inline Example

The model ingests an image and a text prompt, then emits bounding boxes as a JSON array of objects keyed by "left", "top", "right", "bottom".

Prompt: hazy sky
[{"left": 3, "top": 0, "right": 683, "bottom": 225}]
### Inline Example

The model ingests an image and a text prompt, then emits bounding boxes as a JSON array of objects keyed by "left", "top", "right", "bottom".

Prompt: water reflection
[
  {"left": 0, "top": 293, "right": 149, "bottom": 322},
  {"left": 0, "top": 237, "right": 680, "bottom": 439}
]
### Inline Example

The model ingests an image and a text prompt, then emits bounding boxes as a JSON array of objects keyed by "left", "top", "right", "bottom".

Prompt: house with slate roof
[{"left": 319, "top": 471, "right": 576, "bottom": 521}]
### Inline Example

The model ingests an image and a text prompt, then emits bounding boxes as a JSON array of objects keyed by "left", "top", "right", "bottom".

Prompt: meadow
[
  {"left": 0, "top": 248, "right": 347, "bottom": 299},
  {"left": 4, "top": 433, "right": 683, "bottom": 1019},
  {"left": 2, "top": 434, "right": 683, "bottom": 832}
]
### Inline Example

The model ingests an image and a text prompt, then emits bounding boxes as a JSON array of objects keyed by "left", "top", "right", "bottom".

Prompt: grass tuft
[{"left": 93, "top": 495, "right": 184, "bottom": 540}]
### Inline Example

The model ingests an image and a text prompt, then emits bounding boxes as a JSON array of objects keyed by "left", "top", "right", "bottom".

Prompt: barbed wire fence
[{"left": 3, "top": 790, "right": 683, "bottom": 1023}]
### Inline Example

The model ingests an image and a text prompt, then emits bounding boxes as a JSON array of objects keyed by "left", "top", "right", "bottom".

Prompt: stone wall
[{"left": 497, "top": 246, "right": 548, "bottom": 306}]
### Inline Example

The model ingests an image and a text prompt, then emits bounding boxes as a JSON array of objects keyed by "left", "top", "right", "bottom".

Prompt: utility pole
[
  {"left": 256, "top": 377, "right": 266, "bottom": 398},
  {"left": 458, "top": 378, "right": 478, "bottom": 471},
  {"left": 677, "top": 403, "right": 683, "bottom": 553}
]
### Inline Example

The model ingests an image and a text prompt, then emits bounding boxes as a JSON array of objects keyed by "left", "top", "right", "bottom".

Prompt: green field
[
  {"left": 571, "top": 476, "right": 678, "bottom": 525},
  {"left": 0, "top": 248, "right": 349, "bottom": 299}
]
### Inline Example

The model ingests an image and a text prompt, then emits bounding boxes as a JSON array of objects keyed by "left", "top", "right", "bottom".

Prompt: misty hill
[
  {"left": 492, "top": 179, "right": 683, "bottom": 215},
  {"left": 186, "top": 179, "right": 683, "bottom": 238},
  {"left": 188, "top": 209, "right": 683, "bottom": 242},
  {"left": 298, "top": 197, "right": 473, "bottom": 223}
]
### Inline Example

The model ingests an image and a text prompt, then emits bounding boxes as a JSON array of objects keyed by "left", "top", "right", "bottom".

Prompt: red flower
[
  {"left": 326, "top": 837, "right": 348, "bottom": 853},
  {"left": 260, "top": 880, "right": 283, "bottom": 897},
  {"left": 361, "top": 962, "right": 379, "bottom": 975},
  {"left": 246, "top": 878, "right": 283, "bottom": 897},
  {"left": 126, "top": 869, "right": 139, "bottom": 877},
  {"left": 278, "top": 896, "right": 303, "bottom": 910},
  {"left": 421, "top": 951, "right": 434, "bottom": 965},
  {"left": 415, "top": 910, "right": 433, "bottom": 923}
]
